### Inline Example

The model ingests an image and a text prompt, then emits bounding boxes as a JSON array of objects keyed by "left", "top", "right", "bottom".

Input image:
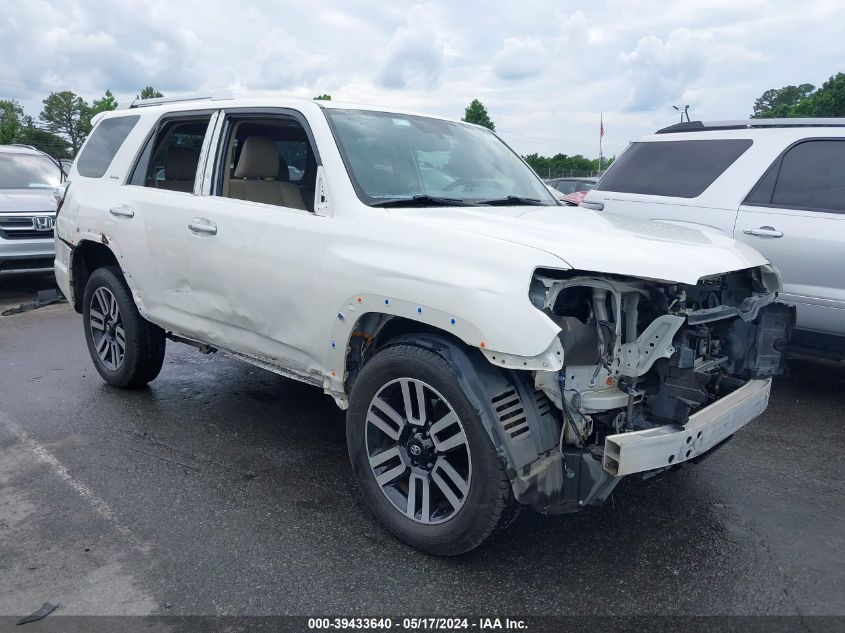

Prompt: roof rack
[
  {"left": 656, "top": 118, "right": 845, "bottom": 134},
  {"left": 126, "top": 93, "right": 231, "bottom": 109}
]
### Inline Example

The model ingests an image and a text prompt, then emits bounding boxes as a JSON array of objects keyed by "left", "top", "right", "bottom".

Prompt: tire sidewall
[
  {"left": 347, "top": 344, "right": 507, "bottom": 554},
  {"left": 82, "top": 267, "right": 142, "bottom": 387}
]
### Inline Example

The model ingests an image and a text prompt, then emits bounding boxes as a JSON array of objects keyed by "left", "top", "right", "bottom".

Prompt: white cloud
[
  {"left": 377, "top": 4, "right": 447, "bottom": 90},
  {"left": 493, "top": 37, "right": 546, "bottom": 80},
  {"left": 1, "top": 0, "right": 844, "bottom": 159}
]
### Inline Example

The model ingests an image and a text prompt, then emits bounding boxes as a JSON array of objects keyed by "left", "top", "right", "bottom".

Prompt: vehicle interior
[{"left": 217, "top": 118, "right": 318, "bottom": 212}]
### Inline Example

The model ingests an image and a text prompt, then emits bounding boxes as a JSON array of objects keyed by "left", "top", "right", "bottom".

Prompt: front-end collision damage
[
  {"left": 344, "top": 266, "right": 794, "bottom": 516},
  {"left": 501, "top": 264, "right": 793, "bottom": 513},
  {"left": 380, "top": 334, "right": 619, "bottom": 514}
]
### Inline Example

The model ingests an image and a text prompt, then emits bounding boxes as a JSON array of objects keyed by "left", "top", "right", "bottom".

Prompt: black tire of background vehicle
[
  {"left": 82, "top": 266, "right": 166, "bottom": 388},
  {"left": 347, "top": 342, "right": 517, "bottom": 556}
]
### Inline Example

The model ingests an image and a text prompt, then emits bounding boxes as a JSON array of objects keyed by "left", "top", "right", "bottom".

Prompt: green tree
[
  {"left": 792, "top": 72, "right": 845, "bottom": 117},
  {"left": 91, "top": 89, "right": 119, "bottom": 114},
  {"left": 751, "top": 83, "right": 815, "bottom": 118},
  {"left": 523, "top": 152, "right": 612, "bottom": 178},
  {"left": 17, "top": 123, "right": 72, "bottom": 158},
  {"left": 39, "top": 91, "right": 91, "bottom": 155},
  {"left": 0, "top": 99, "right": 27, "bottom": 144},
  {"left": 137, "top": 86, "right": 164, "bottom": 100},
  {"left": 81, "top": 89, "right": 120, "bottom": 135},
  {"left": 313, "top": 94, "right": 332, "bottom": 100},
  {"left": 462, "top": 99, "right": 495, "bottom": 131}
]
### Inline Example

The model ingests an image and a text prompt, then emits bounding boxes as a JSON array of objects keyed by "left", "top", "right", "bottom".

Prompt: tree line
[
  {"left": 461, "top": 98, "right": 610, "bottom": 177},
  {"left": 0, "top": 86, "right": 163, "bottom": 158},
  {"left": 752, "top": 72, "right": 845, "bottom": 118}
]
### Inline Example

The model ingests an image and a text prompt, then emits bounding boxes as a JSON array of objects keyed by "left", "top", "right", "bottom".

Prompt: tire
[
  {"left": 347, "top": 342, "right": 515, "bottom": 556},
  {"left": 82, "top": 266, "right": 165, "bottom": 388}
]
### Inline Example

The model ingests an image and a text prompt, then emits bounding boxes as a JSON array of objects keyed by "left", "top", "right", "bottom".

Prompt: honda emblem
[{"left": 31, "top": 216, "right": 54, "bottom": 231}]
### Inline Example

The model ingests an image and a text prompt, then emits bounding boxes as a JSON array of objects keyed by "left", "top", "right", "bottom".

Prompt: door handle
[
  {"left": 109, "top": 205, "right": 134, "bottom": 218},
  {"left": 743, "top": 226, "right": 783, "bottom": 238},
  {"left": 188, "top": 218, "right": 217, "bottom": 236}
]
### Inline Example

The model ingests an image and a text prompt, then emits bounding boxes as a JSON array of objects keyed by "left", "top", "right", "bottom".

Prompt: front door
[{"left": 184, "top": 110, "right": 334, "bottom": 379}]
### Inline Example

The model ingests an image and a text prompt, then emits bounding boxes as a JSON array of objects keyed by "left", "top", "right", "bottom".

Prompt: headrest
[
  {"left": 234, "top": 136, "right": 279, "bottom": 179},
  {"left": 166, "top": 147, "right": 198, "bottom": 181}
]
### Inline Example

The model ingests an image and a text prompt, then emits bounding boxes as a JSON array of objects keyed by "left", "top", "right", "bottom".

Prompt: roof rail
[
  {"left": 656, "top": 118, "right": 845, "bottom": 134},
  {"left": 126, "top": 93, "right": 231, "bottom": 109}
]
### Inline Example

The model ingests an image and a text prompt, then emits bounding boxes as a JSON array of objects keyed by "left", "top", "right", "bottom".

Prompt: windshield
[
  {"left": 554, "top": 180, "right": 596, "bottom": 195},
  {"left": 324, "top": 109, "right": 557, "bottom": 207},
  {"left": 0, "top": 153, "right": 62, "bottom": 189}
]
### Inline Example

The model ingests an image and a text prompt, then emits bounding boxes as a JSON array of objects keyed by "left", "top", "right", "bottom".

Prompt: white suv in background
[
  {"left": 583, "top": 119, "right": 845, "bottom": 359},
  {"left": 55, "top": 97, "right": 792, "bottom": 554}
]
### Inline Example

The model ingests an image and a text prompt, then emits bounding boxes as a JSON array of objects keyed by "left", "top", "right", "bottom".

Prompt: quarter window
[
  {"left": 596, "top": 139, "right": 752, "bottom": 198},
  {"left": 129, "top": 116, "right": 212, "bottom": 192},
  {"left": 771, "top": 140, "right": 845, "bottom": 213},
  {"left": 76, "top": 115, "right": 139, "bottom": 178}
]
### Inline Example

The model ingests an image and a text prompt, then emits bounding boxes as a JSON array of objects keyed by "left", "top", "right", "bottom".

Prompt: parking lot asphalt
[{"left": 0, "top": 281, "right": 843, "bottom": 619}]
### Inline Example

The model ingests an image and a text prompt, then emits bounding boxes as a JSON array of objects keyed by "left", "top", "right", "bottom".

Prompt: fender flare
[
  {"left": 323, "top": 293, "right": 564, "bottom": 402},
  {"left": 374, "top": 333, "right": 564, "bottom": 505}
]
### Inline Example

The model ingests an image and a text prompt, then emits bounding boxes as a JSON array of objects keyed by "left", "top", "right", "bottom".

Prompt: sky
[{"left": 2, "top": 0, "right": 844, "bottom": 159}]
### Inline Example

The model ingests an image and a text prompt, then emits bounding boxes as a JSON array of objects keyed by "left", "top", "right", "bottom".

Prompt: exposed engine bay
[{"left": 530, "top": 266, "right": 792, "bottom": 447}]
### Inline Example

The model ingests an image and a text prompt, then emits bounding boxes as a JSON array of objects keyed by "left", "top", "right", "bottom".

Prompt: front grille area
[
  {"left": 0, "top": 257, "right": 54, "bottom": 272},
  {"left": 0, "top": 215, "right": 55, "bottom": 240}
]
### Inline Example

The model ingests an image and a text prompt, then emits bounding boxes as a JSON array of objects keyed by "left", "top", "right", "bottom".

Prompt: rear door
[
  {"left": 586, "top": 138, "right": 753, "bottom": 234},
  {"left": 105, "top": 111, "right": 219, "bottom": 334},
  {"left": 736, "top": 139, "right": 845, "bottom": 336}
]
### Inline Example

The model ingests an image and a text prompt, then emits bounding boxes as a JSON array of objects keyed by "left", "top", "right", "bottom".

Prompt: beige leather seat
[
  {"left": 229, "top": 136, "right": 306, "bottom": 210},
  {"left": 160, "top": 147, "right": 198, "bottom": 192}
]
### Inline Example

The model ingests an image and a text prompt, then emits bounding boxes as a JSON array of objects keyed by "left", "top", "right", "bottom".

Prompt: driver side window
[{"left": 214, "top": 115, "right": 318, "bottom": 212}]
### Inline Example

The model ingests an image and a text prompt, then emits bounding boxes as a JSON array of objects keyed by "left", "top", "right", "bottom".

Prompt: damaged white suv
[{"left": 55, "top": 96, "right": 794, "bottom": 555}]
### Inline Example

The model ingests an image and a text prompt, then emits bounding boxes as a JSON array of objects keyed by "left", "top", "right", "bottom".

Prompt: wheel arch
[
  {"left": 69, "top": 240, "right": 121, "bottom": 313},
  {"left": 348, "top": 332, "right": 564, "bottom": 509},
  {"left": 325, "top": 293, "right": 563, "bottom": 405}
]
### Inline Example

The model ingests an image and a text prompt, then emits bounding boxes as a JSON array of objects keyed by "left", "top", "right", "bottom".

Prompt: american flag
[{"left": 600, "top": 114, "right": 605, "bottom": 138}]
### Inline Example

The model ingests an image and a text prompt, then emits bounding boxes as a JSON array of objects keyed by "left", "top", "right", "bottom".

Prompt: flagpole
[{"left": 599, "top": 113, "right": 603, "bottom": 173}]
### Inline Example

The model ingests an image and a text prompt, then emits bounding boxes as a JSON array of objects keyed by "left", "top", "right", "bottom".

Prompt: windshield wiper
[
  {"left": 477, "top": 196, "right": 546, "bottom": 206},
  {"left": 370, "top": 194, "right": 478, "bottom": 208}
]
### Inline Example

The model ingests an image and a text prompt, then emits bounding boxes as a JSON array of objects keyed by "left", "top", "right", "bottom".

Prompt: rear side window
[
  {"left": 76, "top": 115, "right": 140, "bottom": 178},
  {"left": 129, "top": 116, "right": 212, "bottom": 192},
  {"left": 596, "top": 139, "right": 752, "bottom": 198},
  {"left": 771, "top": 140, "right": 845, "bottom": 213}
]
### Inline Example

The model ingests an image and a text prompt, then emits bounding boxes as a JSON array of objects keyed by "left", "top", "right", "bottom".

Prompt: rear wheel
[
  {"left": 82, "top": 266, "right": 165, "bottom": 388},
  {"left": 347, "top": 342, "right": 515, "bottom": 555}
]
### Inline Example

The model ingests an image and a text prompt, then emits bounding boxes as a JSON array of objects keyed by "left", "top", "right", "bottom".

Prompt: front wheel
[
  {"left": 82, "top": 266, "right": 166, "bottom": 388},
  {"left": 347, "top": 342, "right": 515, "bottom": 555}
]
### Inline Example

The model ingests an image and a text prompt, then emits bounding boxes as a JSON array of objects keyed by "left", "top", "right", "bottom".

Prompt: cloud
[
  {"left": 1, "top": 0, "right": 844, "bottom": 161},
  {"left": 492, "top": 37, "right": 546, "bottom": 80},
  {"left": 618, "top": 28, "right": 715, "bottom": 111},
  {"left": 377, "top": 4, "right": 447, "bottom": 90}
]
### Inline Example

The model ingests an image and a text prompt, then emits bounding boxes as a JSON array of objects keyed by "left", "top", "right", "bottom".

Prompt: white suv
[
  {"left": 584, "top": 118, "right": 845, "bottom": 359},
  {"left": 56, "top": 97, "right": 793, "bottom": 554}
]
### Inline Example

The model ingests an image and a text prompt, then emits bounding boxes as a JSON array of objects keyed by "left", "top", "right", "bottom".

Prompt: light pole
[{"left": 673, "top": 104, "right": 691, "bottom": 122}]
